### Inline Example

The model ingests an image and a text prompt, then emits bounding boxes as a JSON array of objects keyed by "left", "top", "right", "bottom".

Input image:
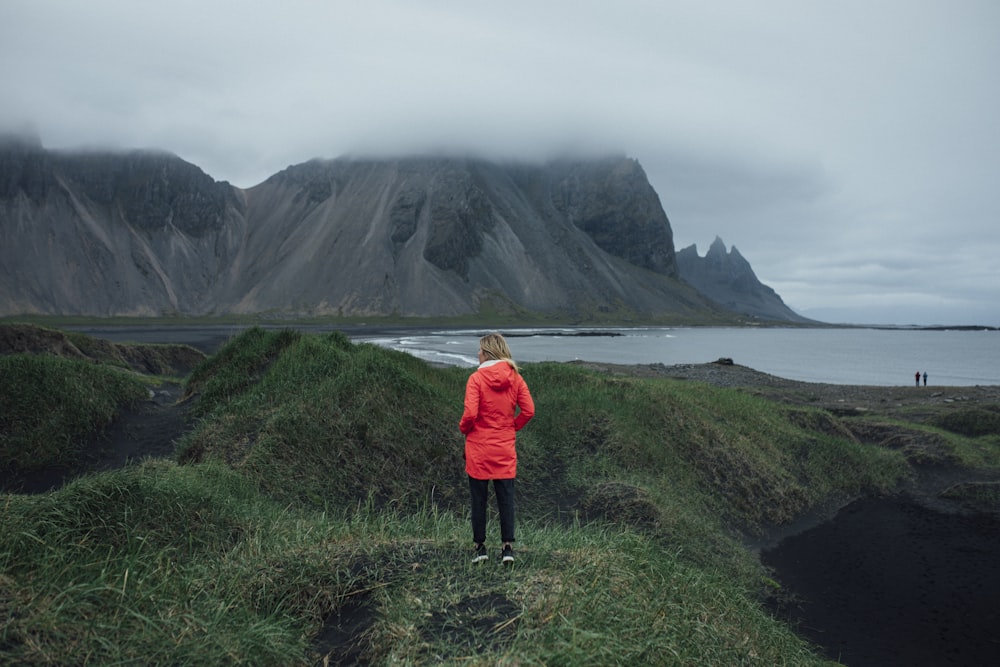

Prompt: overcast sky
[{"left": 3, "top": 1, "right": 998, "bottom": 326}]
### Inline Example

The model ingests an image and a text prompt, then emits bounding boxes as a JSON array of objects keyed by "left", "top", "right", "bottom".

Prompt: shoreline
[{"left": 58, "top": 323, "right": 1000, "bottom": 387}]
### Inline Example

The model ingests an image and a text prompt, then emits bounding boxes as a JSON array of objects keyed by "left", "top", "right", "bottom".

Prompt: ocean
[
  {"left": 356, "top": 326, "right": 1000, "bottom": 387},
  {"left": 65, "top": 324, "right": 999, "bottom": 387}
]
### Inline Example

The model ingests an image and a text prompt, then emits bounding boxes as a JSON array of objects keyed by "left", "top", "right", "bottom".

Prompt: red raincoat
[{"left": 459, "top": 360, "right": 534, "bottom": 480}]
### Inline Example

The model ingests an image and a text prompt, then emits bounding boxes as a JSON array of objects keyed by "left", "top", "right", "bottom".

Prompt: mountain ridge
[{"left": 0, "top": 141, "right": 806, "bottom": 323}]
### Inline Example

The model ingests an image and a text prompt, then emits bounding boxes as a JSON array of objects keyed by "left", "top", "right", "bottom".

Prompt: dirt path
[
  {"left": 2, "top": 382, "right": 192, "bottom": 494},
  {"left": 86, "top": 382, "right": 191, "bottom": 472}
]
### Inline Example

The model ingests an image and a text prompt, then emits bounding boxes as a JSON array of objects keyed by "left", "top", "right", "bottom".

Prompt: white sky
[{"left": 2, "top": 0, "right": 998, "bottom": 326}]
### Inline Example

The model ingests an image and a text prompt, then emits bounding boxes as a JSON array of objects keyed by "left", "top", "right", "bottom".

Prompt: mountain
[
  {"left": 0, "top": 134, "right": 245, "bottom": 316},
  {"left": 210, "top": 155, "right": 710, "bottom": 319},
  {"left": 676, "top": 237, "right": 812, "bottom": 323},
  {"left": 0, "top": 138, "right": 803, "bottom": 322}
]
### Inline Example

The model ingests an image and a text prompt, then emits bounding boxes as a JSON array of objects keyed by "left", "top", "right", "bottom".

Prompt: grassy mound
[
  {"left": 1, "top": 322, "right": 204, "bottom": 477},
  {"left": 0, "top": 461, "right": 827, "bottom": 665},
  {"left": 929, "top": 405, "right": 1000, "bottom": 438},
  {"left": 0, "top": 354, "right": 149, "bottom": 472},
  {"left": 8, "top": 325, "right": 984, "bottom": 664},
  {"left": 179, "top": 328, "right": 469, "bottom": 511},
  {"left": 1, "top": 462, "right": 322, "bottom": 664},
  {"left": 1, "top": 322, "right": 205, "bottom": 375}
]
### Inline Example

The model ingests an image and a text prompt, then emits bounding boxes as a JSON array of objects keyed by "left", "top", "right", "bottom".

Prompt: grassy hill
[{"left": 2, "top": 324, "right": 997, "bottom": 665}]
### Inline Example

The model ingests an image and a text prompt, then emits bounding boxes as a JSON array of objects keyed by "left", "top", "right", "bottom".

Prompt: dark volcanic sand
[
  {"left": 1, "top": 383, "right": 190, "bottom": 494},
  {"left": 762, "top": 497, "right": 1000, "bottom": 667}
]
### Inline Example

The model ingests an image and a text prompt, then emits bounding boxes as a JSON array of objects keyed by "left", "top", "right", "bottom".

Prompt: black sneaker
[
  {"left": 501, "top": 544, "right": 514, "bottom": 565},
  {"left": 472, "top": 543, "right": 488, "bottom": 563}
]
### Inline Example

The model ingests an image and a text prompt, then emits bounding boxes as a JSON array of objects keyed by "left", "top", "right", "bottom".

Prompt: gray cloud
[{"left": 2, "top": 0, "right": 998, "bottom": 325}]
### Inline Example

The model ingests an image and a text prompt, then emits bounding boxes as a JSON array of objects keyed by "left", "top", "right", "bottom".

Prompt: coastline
[{"left": 48, "top": 322, "right": 1000, "bottom": 386}]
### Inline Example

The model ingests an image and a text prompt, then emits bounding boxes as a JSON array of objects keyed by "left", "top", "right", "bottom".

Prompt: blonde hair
[{"left": 479, "top": 333, "right": 519, "bottom": 371}]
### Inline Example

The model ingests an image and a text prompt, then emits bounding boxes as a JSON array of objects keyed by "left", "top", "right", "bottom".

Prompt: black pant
[{"left": 469, "top": 477, "right": 515, "bottom": 545}]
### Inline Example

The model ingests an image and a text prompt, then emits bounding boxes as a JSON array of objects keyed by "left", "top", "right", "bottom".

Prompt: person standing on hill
[
  {"left": 915, "top": 371, "right": 921, "bottom": 387},
  {"left": 460, "top": 333, "right": 534, "bottom": 565}
]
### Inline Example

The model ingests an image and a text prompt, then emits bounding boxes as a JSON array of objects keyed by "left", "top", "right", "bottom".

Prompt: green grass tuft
[{"left": 0, "top": 355, "right": 148, "bottom": 471}]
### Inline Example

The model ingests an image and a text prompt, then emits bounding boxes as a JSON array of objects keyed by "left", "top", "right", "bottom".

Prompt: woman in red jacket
[{"left": 460, "top": 333, "right": 535, "bottom": 564}]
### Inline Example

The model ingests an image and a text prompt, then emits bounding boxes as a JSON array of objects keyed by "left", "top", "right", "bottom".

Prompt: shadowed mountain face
[
  {"left": 0, "top": 136, "right": 246, "bottom": 316},
  {"left": 0, "top": 138, "right": 800, "bottom": 321},
  {"left": 675, "top": 237, "right": 813, "bottom": 323}
]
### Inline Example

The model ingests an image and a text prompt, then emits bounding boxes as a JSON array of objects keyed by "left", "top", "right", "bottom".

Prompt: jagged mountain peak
[
  {"left": 700, "top": 237, "right": 753, "bottom": 276},
  {"left": 676, "top": 238, "right": 811, "bottom": 323},
  {"left": 706, "top": 235, "right": 727, "bottom": 255}
]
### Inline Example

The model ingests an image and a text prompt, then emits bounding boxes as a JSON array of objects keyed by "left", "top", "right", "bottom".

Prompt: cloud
[{"left": 2, "top": 0, "right": 998, "bottom": 326}]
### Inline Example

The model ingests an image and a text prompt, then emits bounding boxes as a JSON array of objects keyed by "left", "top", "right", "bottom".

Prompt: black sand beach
[{"left": 762, "top": 496, "right": 1000, "bottom": 666}]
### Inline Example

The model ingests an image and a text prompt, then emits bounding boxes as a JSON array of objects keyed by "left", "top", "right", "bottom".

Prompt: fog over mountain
[
  {"left": 0, "top": 137, "right": 802, "bottom": 322},
  {"left": 3, "top": 1, "right": 997, "bottom": 326}
]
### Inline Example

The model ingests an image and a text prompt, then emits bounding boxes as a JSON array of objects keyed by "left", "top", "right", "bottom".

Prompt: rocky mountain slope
[
  {"left": 0, "top": 135, "right": 803, "bottom": 322},
  {"left": 0, "top": 135, "right": 246, "bottom": 316}
]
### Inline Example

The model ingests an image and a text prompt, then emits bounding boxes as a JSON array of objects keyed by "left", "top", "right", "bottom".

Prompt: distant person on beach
[
  {"left": 460, "top": 333, "right": 534, "bottom": 565},
  {"left": 923, "top": 371, "right": 928, "bottom": 386},
  {"left": 915, "top": 371, "right": 921, "bottom": 387}
]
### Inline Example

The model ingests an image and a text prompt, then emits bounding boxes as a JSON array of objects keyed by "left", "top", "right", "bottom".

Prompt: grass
[
  {"left": 3, "top": 325, "right": 995, "bottom": 664},
  {"left": 1, "top": 321, "right": 205, "bottom": 376},
  {"left": 0, "top": 463, "right": 318, "bottom": 665},
  {"left": 0, "top": 354, "right": 149, "bottom": 471},
  {"left": 929, "top": 406, "right": 1000, "bottom": 438},
  {"left": 180, "top": 330, "right": 467, "bottom": 511},
  {"left": 0, "top": 467, "right": 827, "bottom": 665}
]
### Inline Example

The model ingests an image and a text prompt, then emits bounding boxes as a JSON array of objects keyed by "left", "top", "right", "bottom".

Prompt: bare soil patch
[
  {"left": 762, "top": 497, "right": 1000, "bottom": 667},
  {"left": 1, "top": 323, "right": 203, "bottom": 493},
  {"left": 0, "top": 381, "right": 193, "bottom": 494}
]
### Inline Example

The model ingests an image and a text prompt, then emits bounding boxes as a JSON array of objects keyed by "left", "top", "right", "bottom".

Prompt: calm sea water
[
  {"left": 357, "top": 327, "right": 1000, "bottom": 387},
  {"left": 67, "top": 324, "right": 998, "bottom": 387}
]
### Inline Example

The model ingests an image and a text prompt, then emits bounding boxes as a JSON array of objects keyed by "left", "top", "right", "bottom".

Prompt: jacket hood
[{"left": 479, "top": 359, "right": 515, "bottom": 390}]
